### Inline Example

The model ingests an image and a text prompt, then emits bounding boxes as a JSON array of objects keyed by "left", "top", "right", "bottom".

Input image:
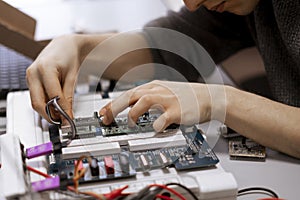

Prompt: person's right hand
[{"left": 26, "top": 35, "right": 83, "bottom": 122}]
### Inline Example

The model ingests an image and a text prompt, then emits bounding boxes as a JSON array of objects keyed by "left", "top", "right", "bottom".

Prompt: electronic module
[
  {"left": 229, "top": 136, "right": 266, "bottom": 161},
  {"left": 2, "top": 91, "right": 240, "bottom": 200},
  {"left": 45, "top": 111, "right": 219, "bottom": 185}
]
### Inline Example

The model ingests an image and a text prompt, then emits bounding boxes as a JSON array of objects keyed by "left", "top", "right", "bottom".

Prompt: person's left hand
[{"left": 100, "top": 80, "right": 225, "bottom": 132}]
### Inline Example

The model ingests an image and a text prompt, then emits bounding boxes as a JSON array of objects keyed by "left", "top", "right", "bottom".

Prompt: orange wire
[
  {"left": 73, "top": 155, "right": 92, "bottom": 193},
  {"left": 67, "top": 186, "right": 105, "bottom": 200}
]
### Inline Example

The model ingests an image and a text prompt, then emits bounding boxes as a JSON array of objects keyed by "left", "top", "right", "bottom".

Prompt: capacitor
[{"left": 90, "top": 158, "right": 99, "bottom": 176}]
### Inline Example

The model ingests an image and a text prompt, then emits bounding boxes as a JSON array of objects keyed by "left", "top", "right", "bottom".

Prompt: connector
[
  {"left": 31, "top": 176, "right": 60, "bottom": 192},
  {"left": 26, "top": 142, "right": 53, "bottom": 159}
]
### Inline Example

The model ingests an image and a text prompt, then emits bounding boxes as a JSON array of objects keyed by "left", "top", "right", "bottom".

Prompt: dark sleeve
[{"left": 143, "top": 7, "right": 255, "bottom": 81}]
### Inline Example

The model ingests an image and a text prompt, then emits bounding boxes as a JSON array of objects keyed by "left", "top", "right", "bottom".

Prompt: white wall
[{"left": 4, "top": 0, "right": 183, "bottom": 40}]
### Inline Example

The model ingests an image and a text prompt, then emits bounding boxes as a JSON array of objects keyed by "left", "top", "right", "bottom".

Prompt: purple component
[
  {"left": 26, "top": 142, "right": 53, "bottom": 159},
  {"left": 31, "top": 176, "right": 60, "bottom": 192}
]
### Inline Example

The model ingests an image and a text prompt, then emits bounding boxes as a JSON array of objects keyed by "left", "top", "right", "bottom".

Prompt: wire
[
  {"left": 73, "top": 155, "right": 92, "bottom": 193},
  {"left": 238, "top": 187, "right": 279, "bottom": 198},
  {"left": 52, "top": 189, "right": 96, "bottom": 199},
  {"left": 166, "top": 183, "right": 199, "bottom": 200},
  {"left": 26, "top": 165, "right": 52, "bottom": 178},
  {"left": 148, "top": 184, "right": 187, "bottom": 200},
  {"left": 67, "top": 186, "right": 105, "bottom": 200},
  {"left": 155, "top": 194, "right": 174, "bottom": 200}
]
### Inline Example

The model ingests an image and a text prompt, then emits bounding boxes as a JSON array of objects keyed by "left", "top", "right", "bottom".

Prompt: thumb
[
  {"left": 153, "top": 113, "right": 171, "bottom": 132},
  {"left": 59, "top": 95, "right": 74, "bottom": 125}
]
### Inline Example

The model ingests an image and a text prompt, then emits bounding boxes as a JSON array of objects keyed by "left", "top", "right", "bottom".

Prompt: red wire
[
  {"left": 26, "top": 166, "right": 52, "bottom": 178},
  {"left": 149, "top": 184, "right": 186, "bottom": 200},
  {"left": 156, "top": 194, "right": 174, "bottom": 200}
]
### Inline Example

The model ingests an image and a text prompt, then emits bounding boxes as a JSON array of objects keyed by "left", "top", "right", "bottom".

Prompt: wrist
[
  {"left": 223, "top": 85, "right": 239, "bottom": 124},
  {"left": 76, "top": 34, "right": 114, "bottom": 63},
  {"left": 209, "top": 84, "right": 228, "bottom": 123},
  {"left": 191, "top": 83, "right": 227, "bottom": 123}
]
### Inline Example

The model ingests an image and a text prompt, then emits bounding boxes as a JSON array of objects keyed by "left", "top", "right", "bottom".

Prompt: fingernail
[
  {"left": 153, "top": 117, "right": 166, "bottom": 132},
  {"left": 128, "top": 117, "right": 136, "bottom": 127},
  {"left": 99, "top": 108, "right": 106, "bottom": 116}
]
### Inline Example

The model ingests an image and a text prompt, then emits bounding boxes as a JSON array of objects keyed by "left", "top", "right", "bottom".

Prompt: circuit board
[
  {"left": 47, "top": 112, "right": 219, "bottom": 184},
  {"left": 229, "top": 136, "right": 266, "bottom": 161}
]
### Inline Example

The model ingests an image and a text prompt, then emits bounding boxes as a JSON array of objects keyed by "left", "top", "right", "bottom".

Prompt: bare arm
[
  {"left": 101, "top": 81, "right": 300, "bottom": 159},
  {"left": 225, "top": 86, "right": 300, "bottom": 158}
]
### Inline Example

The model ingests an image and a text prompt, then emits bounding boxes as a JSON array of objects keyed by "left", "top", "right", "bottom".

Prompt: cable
[
  {"left": 148, "top": 184, "right": 186, "bottom": 200},
  {"left": 73, "top": 155, "right": 92, "bottom": 193},
  {"left": 70, "top": 156, "right": 129, "bottom": 200},
  {"left": 155, "top": 194, "right": 174, "bottom": 200},
  {"left": 166, "top": 183, "right": 199, "bottom": 200},
  {"left": 51, "top": 189, "right": 96, "bottom": 199},
  {"left": 26, "top": 165, "right": 52, "bottom": 178},
  {"left": 67, "top": 186, "right": 105, "bottom": 200},
  {"left": 238, "top": 187, "right": 279, "bottom": 198}
]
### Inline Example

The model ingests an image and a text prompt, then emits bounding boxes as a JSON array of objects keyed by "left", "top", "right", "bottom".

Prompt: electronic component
[
  {"left": 31, "top": 176, "right": 60, "bottom": 192},
  {"left": 61, "top": 142, "right": 121, "bottom": 159},
  {"left": 229, "top": 136, "right": 266, "bottom": 161},
  {"left": 90, "top": 158, "right": 100, "bottom": 176},
  {"left": 128, "top": 133, "right": 186, "bottom": 151},
  {"left": 139, "top": 154, "right": 151, "bottom": 171},
  {"left": 46, "top": 96, "right": 77, "bottom": 146},
  {"left": 26, "top": 142, "right": 53, "bottom": 159},
  {"left": 47, "top": 113, "right": 219, "bottom": 186},
  {"left": 104, "top": 156, "right": 115, "bottom": 175},
  {"left": 119, "top": 152, "right": 130, "bottom": 174}
]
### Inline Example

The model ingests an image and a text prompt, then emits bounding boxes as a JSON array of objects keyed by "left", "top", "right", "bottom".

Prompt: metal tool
[{"left": 45, "top": 96, "right": 76, "bottom": 146}]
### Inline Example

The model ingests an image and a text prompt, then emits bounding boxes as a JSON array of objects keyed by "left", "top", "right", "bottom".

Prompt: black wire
[
  {"left": 238, "top": 187, "right": 278, "bottom": 198},
  {"left": 166, "top": 183, "right": 199, "bottom": 200},
  {"left": 50, "top": 190, "right": 96, "bottom": 199}
]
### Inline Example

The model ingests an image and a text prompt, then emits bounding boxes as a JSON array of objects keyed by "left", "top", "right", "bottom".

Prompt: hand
[
  {"left": 26, "top": 32, "right": 151, "bottom": 123},
  {"left": 183, "top": 0, "right": 260, "bottom": 15},
  {"left": 100, "top": 80, "right": 226, "bottom": 132},
  {"left": 26, "top": 34, "right": 87, "bottom": 122}
]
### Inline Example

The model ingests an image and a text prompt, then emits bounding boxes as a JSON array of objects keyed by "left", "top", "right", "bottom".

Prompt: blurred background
[
  {"left": 0, "top": 0, "right": 269, "bottom": 100},
  {"left": 3, "top": 0, "right": 184, "bottom": 40}
]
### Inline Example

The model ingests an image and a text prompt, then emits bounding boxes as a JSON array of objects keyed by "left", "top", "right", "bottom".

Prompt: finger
[
  {"left": 62, "top": 73, "right": 77, "bottom": 119},
  {"left": 26, "top": 66, "right": 50, "bottom": 121},
  {"left": 100, "top": 88, "right": 152, "bottom": 125},
  {"left": 99, "top": 104, "right": 114, "bottom": 125},
  {"left": 38, "top": 64, "right": 72, "bottom": 121},
  {"left": 153, "top": 112, "right": 173, "bottom": 132},
  {"left": 203, "top": 0, "right": 225, "bottom": 10},
  {"left": 128, "top": 95, "right": 163, "bottom": 126}
]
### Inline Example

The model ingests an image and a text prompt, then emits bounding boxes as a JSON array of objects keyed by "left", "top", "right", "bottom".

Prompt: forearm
[
  {"left": 75, "top": 33, "right": 154, "bottom": 81},
  {"left": 225, "top": 86, "right": 300, "bottom": 158}
]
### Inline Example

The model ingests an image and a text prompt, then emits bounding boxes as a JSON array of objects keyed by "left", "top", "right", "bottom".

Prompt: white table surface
[{"left": 214, "top": 137, "right": 300, "bottom": 200}]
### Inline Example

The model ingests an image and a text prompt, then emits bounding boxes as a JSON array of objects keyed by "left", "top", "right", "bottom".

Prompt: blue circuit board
[{"left": 47, "top": 114, "right": 219, "bottom": 184}]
